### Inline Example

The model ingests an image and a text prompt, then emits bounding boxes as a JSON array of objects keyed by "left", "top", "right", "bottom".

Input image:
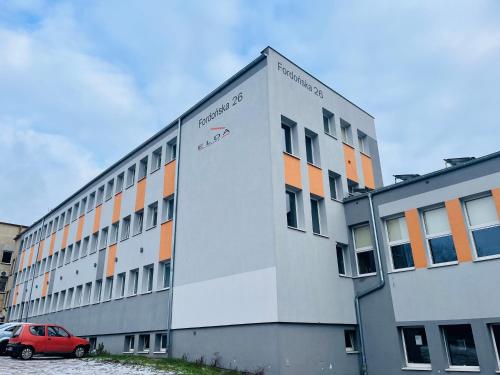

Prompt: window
[
  {"left": 491, "top": 325, "right": 500, "bottom": 369},
  {"left": 147, "top": 202, "right": 158, "bottom": 229},
  {"left": 152, "top": 147, "right": 162, "bottom": 171},
  {"left": 156, "top": 334, "right": 167, "bottom": 353},
  {"left": 162, "top": 197, "right": 175, "bottom": 222},
  {"left": 110, "top": 222, "right": 119, "bottom": 245},
  {"left": 305, "top": 134, "right": 314, "bottom": 164},
  {"left": 129, "top": 269, "right": 139, "bottom": 295},
  {"left": 423, "top": 207, "right": 457, "bottom": 264},
  {"left": 65, "top": 245, "right": 73, "bottom": 264},
  {"left": 99, "top": 227, "right": 108, "bottom": 249},
  {"left": 104, "top": 277, "right": 113, "bottom": 300},
  {"left": 58, "top": 250, "right": 64, "bottom": 267},
  {"left": 126, "top": 164, "right": 136, "bottom": 187},
  {"left": 328, "top": 171, "right": 342, "bottom": 201},
  {"left": 464, "top": 195, "right": 500, "bottom": 258},
  {"left": 167, "top": 139, "right": 177, "bottom": 162},
  {"left": 121, "top": 216, "right": 131, "bottom": 241},
  {"left": 80, "top": 197, "right": 87, "bottom": 216},
  {"left": 143, "top": 265, "right": 154, "bottom": 293},
  {"left": 117, "top": 273, "right": 126, "bottom": 298},
  {"left": 286, "top": 190, "right": 298, "bottom": 228},
  {"left": 304, "top": 130, "right": 319, "bottom": 165},
  {"left": 74, "top": 285, "right": 83, "bottom": 307},
  {"left": 401, "top": 327, "right": 431, "bottom": 369},
  {"left": 124, "top": 335, "right": 135, "bottom": 353},
  {"left": 347, "top": 179, "right": 359, "bottom": 195},
  {"left": 59, "top": 213, "right": 65, "bottom": 229},
  {"left": 139, "top": 334, "right": 150, "bottom": 353},
  {"left": 90, "top": 232, "right": 99, "bottom": 254},
  {"left": 336, "top": 244, "right": 349, "bottom": 276},
  {"left": 65, "top": 208, "right": 71, "bottom": 224},
  {"left": 1, "top": 250, "right": 12, "bottom": 264},
  {"left": 386, "top": 216, "right": 414, "bottom": 270},
  {"left": 30, "top": 325, "right": 45, "bottom": 336},
  {"left": 105, "top": 179, "right": 114, "bottom": 201},
  {"left": 344, "top": 330, "right": 357, "bottom": 352},
  {"left": 138, "top": 157, "right": 148, "bottom": 180},
  {"left": 340, "top": 118, "right": 352, "bottom": 145},
  {"left": 89, "top": 337, "right": 97, "bottom": 351},
  {"left": 358, "top": 131, "right": 369, "bottom": 155},
  {"left": 72, "top": 203, "right": 79, "bottom": 221},
  {"left": 81, "top": 237, "right": 89, "bottom": 257},
  {"left": 116, "top": 172, "right": 124, "bottom": 193},
  {"left": 48, "top": 326, "right": 69, "bottom": 338},
  {"left": 94, "top": 280, "right": 102, "bottom": 303},
  {"left": 88, "top": 192, "right": 95, "bottom": 212},
  {"left": 0, "top": 275, "right": 7, "bottom": 292},
  {"left": 83, "top": 282, "right": 92, "bottom": 305},
  {"left": 66, "top": 288, "right": 74, "bottom": 308},
  {"left": 353, "top": 225, "right": 376, "bottom": 275},
  {"left": 310, "top": 197, "right": 322, "bottom": 234},
  {"left": 442, "top": 325, "right": 479, "bottom": 369},
  {"left": 323, "top": 109, "right": 335, "bottom": 136},
  {"left": 96, "top": 186, "right": 105, "bottom": 206},
  {"left": 160, "top": 262, "right": 171, "bottom": 289},
  {"left": 133, "top": 211, "right": 144, "bottom": 235},
  {"left": 282, "top": 122, "right": 293, "bottom": 154}
]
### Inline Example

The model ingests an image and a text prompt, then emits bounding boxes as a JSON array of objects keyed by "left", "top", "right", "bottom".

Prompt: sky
[{"left": 1, "top": 0, "right": 499, "bottom": 225}]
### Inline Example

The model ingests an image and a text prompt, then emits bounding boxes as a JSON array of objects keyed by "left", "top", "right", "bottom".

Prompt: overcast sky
[{"left": 1, "top": 0, "right": 499, "bottom": 225}]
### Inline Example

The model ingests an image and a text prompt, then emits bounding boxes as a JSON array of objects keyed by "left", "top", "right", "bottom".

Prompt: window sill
[
  {"left": 105, "top": 197, "right": 112, "bottom": 202},
  {"left": 342, "top": 141, "right": 354, "bottom": 149},
  {"left": 153, "top": 351, "right": 167, "bottom": 354},
  {"left": 115, "top": 190, "right": 123, "bottom": 196},
  {"left": 339, "top": 274, "right": 353, "bottom": 279},
  {"left": 388, "top": 267, "right": 415, "bottom": 274},
  {"left": 123, "top": 351, "right": 135, "bottom": 354},
  {"left": 313, "top": 232, "right": 329, "bottom": 239},
  {"left": 115, "top": 296, "right": 124, "bottom": 300},
  {"left": 330, "top": 198, "right": 343, "bottom": 204},
  {"left": 473, "top": 254, "right": 500, "bottom": 263},
  {"left": 128, "top": 293, "right": 138, "bottom": 298},
  {"left": 354, "top": 273, "right": 377, "bottom": 278},
  {"left": 138, "top": 176, "right": 146, "bottom": 183},
  {"left": 287, "top": 226, "right": 306, "bottom": 233},
  {"left": 158, "top": 287, "right": 171, "bottom": 292},
  {"left": 0, "top": 262, "right": 12, "bottom": 265},
  {"left": 142, "top": 290, "right": 153, "bottom": 295},
  {"left": 132, "top": 232, "right": 142, "bottom": 238},
  {"left": 87, "top": 208, "right": 94, "bottom": 214},
  {"left": 126, "top": 184, "right": 134, "bottom": 190},
  {"left": 428, "top": 261, "right": 459, "bottom": 269},
  {"left": 445, "top": 367, "right": 480, "bottom": 372},
  {"left": 120, "top": 237, "right": 130, "bottom": 243},
  {"left": 137, "top": 351, "right": 150, "bottom": 354},
  {"left": 307, "top": 161, "right": 322, "bottom": 170},
  {"left": 360, "top": 151, "right": 371, "bottom": 158},
  {"left": 146, "top": 225, "right": 157, "bottom": 232},
  {"left": 346, "top": 350, "right": 359, "bottom": 354},
  {"left": 151, "top": 167, "right": 160, "bottom": 174},
  {"left": 324, "top": 132, "right": 337, "bottom": 140},
  {"left": 402, "top": 366, "right": 432, "bottom": 371},
  {"left": 161, "top": 218, "right": 174, "bottom": 225},
  {"left": 282, "top": 151, "right": 300, "bottom": 160}
]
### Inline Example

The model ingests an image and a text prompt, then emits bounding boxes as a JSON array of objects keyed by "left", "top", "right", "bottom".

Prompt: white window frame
[
  {"left": 422, "top": 206, "right": 457, "bottom": 266},
  {"left": 385, "top": 216, "right": 415, "bottom": 272},
  {"left": 490, "top": 324, "right": 500, "bottom": 371},
  {"left": 352, "top": 225, "right": 376, "bottom": 277},
  {"left": 442, "top": 325, "right": 480, "bottom": 372},
  {"left": 152, "top": 147, "right": 162, "bottom": 172},
  {"left": 400, "top": 327, "right": 431, "bottom": 370}
]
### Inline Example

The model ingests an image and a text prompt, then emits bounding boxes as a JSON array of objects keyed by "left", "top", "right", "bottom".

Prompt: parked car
[
  {"left": 6, "top": 324, "right": 89, "bottom": 360},
  {"left": 0, "top": 323, "right": 28, "bottom": 355}
]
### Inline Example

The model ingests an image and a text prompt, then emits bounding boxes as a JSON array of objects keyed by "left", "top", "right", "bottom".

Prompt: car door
[
  {"left": 28, "top": 325, "right": 47, "bottom": 353},
  {"left": 47, "top": 326, "right": 72, "bottom": 353}
]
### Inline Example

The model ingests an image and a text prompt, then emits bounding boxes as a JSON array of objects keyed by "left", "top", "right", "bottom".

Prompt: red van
[{"left": 6, "top": 324, "right": 89, "bottom": 360}]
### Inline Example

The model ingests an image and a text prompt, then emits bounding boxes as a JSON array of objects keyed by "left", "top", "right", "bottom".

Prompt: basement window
[
  {"left": 344, "top": 330, "right": 358, "bottom": 353},
  {"left": 401, "top": 327, "right": 431, "bottom": 369},
  {"left": 442, "top": 325, "right": 479, "bottom": 370}
]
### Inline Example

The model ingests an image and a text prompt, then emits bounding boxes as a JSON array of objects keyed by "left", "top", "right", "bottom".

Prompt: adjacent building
[{"left": 6, "top": 47, "right": 500, "bottom": 375}]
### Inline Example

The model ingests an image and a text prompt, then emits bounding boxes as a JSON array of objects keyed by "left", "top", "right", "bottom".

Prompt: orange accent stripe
[
  {"left": 41, "top": 272, "right": 50, "bottom": 297},
  {"left": 343, "top": 143, "right": 359, "bottom": 182},
  {"left": 283, "top": 153, "right": 302, "bottom": 189},
  {"left": 112, "top": 192, "right": 122, "bottom": 223},
  {"left": 106, "top": 244, "right": 117, "bottom": 277},
  {"left": 37, "top": 239, "right": 45, "bottom": 261},
  {"left": 49, "top": 233, "right": 56, "bottom": 256},
  {"left": 19, "top": 250, "right": 25, "bottom": 271},
  {"left": 27, "top": 245, "right": 35, "bottom": 267},
  {"left": 307, "top": 164, "right": 324, "bottom": 197},
  {"left": 135, "top": 178, "right": 147, "bottom": 211},
  {"left": 492, "top": 188, "right": 500, "bottom": 221},
  {"left": 445, "top": 199, "right": 473, "bottom": 262},
  {"left": 61, "top": 224, "right": 70, "bottom": 249},
  {"left": 405, "top": 209, "right": 427, "bottom": 268},
  {"left": 159, "top": 220, "right": 173, "bottom": 261},
  {"left": 93, "top": 205, "right": 102, "bottom": 233},
  {"left": 163, "top": 160, "right": 176, "bottom": 197},
  {"left": 361, "top": 153, "right": 375, "bottom": 189},
  {"left": 75, "top": 215, "right": 85, "bottom": 242}
]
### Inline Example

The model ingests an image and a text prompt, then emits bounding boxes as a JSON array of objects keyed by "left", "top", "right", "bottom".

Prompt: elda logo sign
[{"left": 198, "top": 126, "right": 230, "bottom": 151}]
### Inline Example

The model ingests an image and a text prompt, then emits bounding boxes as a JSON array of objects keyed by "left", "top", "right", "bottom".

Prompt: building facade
[
  {"left": 0, "top": 222, "right": 26, "bottom": 322},
  {"left": 6, "top": 47, "right": 500, "bottom": 375}
]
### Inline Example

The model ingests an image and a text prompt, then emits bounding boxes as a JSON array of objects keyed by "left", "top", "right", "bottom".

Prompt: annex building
[{"left": 7, "top": 47, "right": 500, "bottom": 375}]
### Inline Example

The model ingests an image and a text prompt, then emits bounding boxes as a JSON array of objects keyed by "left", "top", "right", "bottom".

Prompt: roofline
[
  {"left": 262, "top": 46, "right": 375, "bottom": 119},
  {"left": 19, "top": 52, "right": 268, "bottom": 232},
  {"left": 0, "top": 221, "right": 28, "bottom": 228},
  {"left": 344, "top": 150, "right": 500, "bottom": 203}
]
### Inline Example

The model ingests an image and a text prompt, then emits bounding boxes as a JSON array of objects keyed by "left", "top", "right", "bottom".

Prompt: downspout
[
  {"left": 22, "top": 216, "right": 45, "bottom": 322},
  {"left": 355, "top": 192, "right": 385, "bottom": 375},
  {"left": 166, "top": 117, "right": 182, "bottom": 357}
]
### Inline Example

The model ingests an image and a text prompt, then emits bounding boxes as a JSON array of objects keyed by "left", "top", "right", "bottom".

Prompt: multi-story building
[
  {"left": 0, "top": 221, "right": 27, "bottom": 322},
  {"left": 6, "top": 47, "right": 500, "bottom": 375}
]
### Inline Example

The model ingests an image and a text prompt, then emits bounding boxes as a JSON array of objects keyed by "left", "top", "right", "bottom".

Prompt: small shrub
[
  {"left": 195, "top": 355, "right": 205, "bottom": 365},
  {"left": 96, "top": 342, "right": 109, "bottom": 356},
  {"left": 210, "top": 352, "right": 222, "bottom": 368}
]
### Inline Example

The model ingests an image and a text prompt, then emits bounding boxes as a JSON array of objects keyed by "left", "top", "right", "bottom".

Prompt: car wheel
[
  {"left": 73, "top": 345, "right": 85, "bottom": 358},
  {"left": 20, "top": 346, "right": 34, "bottom": 360}
]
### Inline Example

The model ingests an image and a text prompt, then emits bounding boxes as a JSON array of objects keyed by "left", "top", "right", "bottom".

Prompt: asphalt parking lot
[{"left": 0, "top": 355, "right": 176, "bottom": 374}]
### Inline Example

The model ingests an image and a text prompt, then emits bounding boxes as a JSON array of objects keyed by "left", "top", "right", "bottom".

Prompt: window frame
[
  {"left": 400, "top": 326, "right": 431, "bottom": 370},
  {"left": 422, "top": 206, "right": 458, "bottom": 266},
  {"left": 151, "top": 147, "right": 162, "bottom": 172},
  {"left": 490, "top": 324, "right": 500, "bottom": 371},
  {"left": 286, "top": 190, "right": 298, "bottom": 229},
  {"left": 442, "top": 325, "right": 480, "bottom": 371},
  {"left": 385, "top": 216, "right": 415, "bottom": 272},
  {"left": 352, "top": 224, "right": 377, "bottom": 277}
]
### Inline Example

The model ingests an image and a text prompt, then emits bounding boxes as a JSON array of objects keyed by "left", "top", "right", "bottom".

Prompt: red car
[{"left": 6, "top": 323, "right": 89, "bottom": 360}]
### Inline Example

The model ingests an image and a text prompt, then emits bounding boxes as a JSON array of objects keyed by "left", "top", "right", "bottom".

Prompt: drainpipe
[
  {"left": 166, "top": 117, "right": 182, "bottom": 357},
  {"left": 355, "top": 192, "right": 385, "bottom": 375}
]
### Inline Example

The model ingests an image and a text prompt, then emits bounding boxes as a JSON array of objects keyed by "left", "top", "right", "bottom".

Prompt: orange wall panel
[
  {"left": 135, "top": 178, "right": 147, "bottom": 212},
  {"left": 112, "top": 192, "right": 122, "bottom": 223},
  {"left": 445, "top": 199, "right": 473, "bottom": 262},
  {"left": 61, "top": 224, "right": 70, "bottom": 249},
  {"left": 343, "top": 144, "right": 359, "bottom": 182},
  {"left": 308, "top": 164, "right": 324, "bottom": 197},
  {"left": 37, "top": 239, "right": 45, "bottom": 261},
  {"left": 27, "top": 245, "right": 35, "bottom": 267},
  {"left": 49, "top": 233, "right": 56, "bottom": 256},
  {"left": 41, "top": 272, "right": 50, "bottom": 297},
  {"left": 163, "top": 160, "right": 176, "bottom": 197},
  {"left": 283, "top": 153, "right": 302, "bottom": 189},
  {"left": 159, "top": 221, "right": 173, "bottom": 261},
  {"left": 106, "top": 244, "right": 117, "bottom": 277},
  {"left": 361, "top": 153, "right": 375, "bottom": 189},
  {"left": 492, "top": 188, "right": 500, "bottom": 220},
  {"left": 76, "top": 216, "right": 85, "bottom": 242},
  {"left": 405, "top": 209, "right": 427, "bottom": 268},
  {"left": 93, "top": 205, "right": 102, "bottom": 233}
]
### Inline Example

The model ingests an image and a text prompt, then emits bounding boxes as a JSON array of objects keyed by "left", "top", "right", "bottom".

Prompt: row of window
[
  {"left": 399, "top": 323, "right": 500, "bottom": 371},
  {"left": 123, "top": 333, "right": 167, "bottom": 354},
  {"left": 18, "top": 139, "right": 177, "bottom": 254},
  {"left": 10, "top": 262, "right": 171, "bottom": 320}
]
